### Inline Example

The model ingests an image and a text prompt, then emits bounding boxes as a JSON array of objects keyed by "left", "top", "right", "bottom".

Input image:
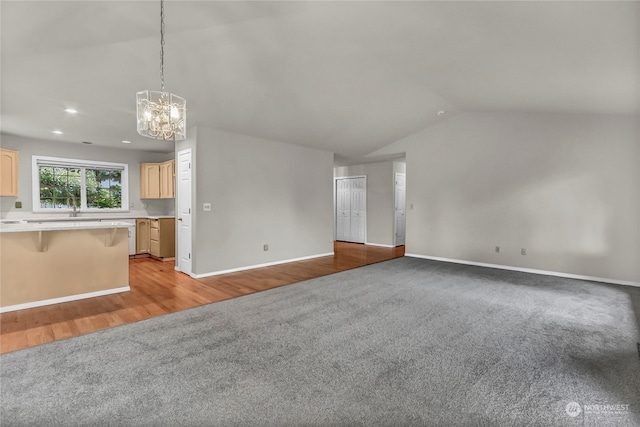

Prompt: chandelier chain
[{"left": 160, "top": 0, "right": 165, "bottom": 91}]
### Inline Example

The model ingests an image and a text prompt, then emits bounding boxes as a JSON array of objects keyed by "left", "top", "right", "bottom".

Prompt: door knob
[{"left": 177, "top": 218, "right": 183, "bottom": 221}]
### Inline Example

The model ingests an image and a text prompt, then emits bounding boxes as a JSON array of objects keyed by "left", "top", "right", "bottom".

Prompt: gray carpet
[{"left": 1, "top": 257, "right": 639, "bottom": 426}]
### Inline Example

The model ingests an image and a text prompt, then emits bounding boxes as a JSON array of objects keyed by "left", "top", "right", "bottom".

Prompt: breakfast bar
[{"left": 0, "top": 221, "right": 130, "bottom": 312}]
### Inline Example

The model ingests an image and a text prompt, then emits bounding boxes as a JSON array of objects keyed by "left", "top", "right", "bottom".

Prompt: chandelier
[{"left": 137, "top": 0, "right": 186, "bottom": 141}]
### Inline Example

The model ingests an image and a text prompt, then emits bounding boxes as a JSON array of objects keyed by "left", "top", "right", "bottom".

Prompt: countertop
[
  {"left": 20, "top": 216, "right": 174, "bottom": 223},
  {"left": 0, "top": 212, "right": 175, "bottom": 223},
  {"left": 0, "top": 220, "right": 132, "bottom": 233}
]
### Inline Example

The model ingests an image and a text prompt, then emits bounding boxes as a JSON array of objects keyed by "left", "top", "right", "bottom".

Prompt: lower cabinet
[
  {"left": 136, "top": 218, "right": 151, "bottom": 254},
  {"left": 136, "top": 217, "right": 175, "bottom": 258}
]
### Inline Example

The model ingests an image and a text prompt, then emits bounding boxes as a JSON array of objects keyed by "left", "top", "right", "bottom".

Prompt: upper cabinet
[
  {"left": 140, "top": 163, "right": 160, "bottom": 199},
  {"left": 140, "top": 159, "right": 174, "bottom": 199},
  {"left": 0, "top": 148, "right": 19, "bottom": 197},
  {"left": 159, "top": 160, "right": 175, "bottom": 199}
]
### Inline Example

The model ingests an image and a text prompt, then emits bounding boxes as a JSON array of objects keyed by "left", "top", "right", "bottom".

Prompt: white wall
[
  {"left": 186, "top": 127, "right": 334, "bottom": 275},
  {"left": 0, "top": 134, "right": 174, "bottom": 217},
  {"left": 375, "top": 112, "right": 639, "bottom": 283}
]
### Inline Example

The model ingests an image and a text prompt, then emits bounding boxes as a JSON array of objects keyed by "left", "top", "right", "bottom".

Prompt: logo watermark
[
  {"left": 565, "top": 401, "right": 630, "bottom": 419},
  {"left": 565, "top": 402, "right": 582, "bottom": 418}
]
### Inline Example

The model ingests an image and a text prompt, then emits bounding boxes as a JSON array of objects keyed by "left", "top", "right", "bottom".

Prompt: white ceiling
[{"left": 1, "top": 1, "right": 638, "bottom": 163}]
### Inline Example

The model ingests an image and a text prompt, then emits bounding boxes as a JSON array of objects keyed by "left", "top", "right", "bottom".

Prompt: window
[{"left": 33, "top": 156, "right": 129, "bottom": 212}]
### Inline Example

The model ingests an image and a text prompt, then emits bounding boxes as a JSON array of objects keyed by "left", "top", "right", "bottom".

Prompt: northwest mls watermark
[{"left": 565, "top": 401, "right": 631, "bottom": 418}]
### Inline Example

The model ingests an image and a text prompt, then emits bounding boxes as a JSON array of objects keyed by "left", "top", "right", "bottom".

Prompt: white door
[
  {"left": 336, "top": 179, "right": 351, "bottom": 241},
  {"left": 394, "top": 173, "right": 406, "bottom": 246},
  {"left": 350, "top": 178, "right": 366, "bottom": 243},
  {"left": 335, "top": 177, "right": 366, "bottom": 244},
  {"left": 177, "top": 149, "right": 192, "bottom": 274}
]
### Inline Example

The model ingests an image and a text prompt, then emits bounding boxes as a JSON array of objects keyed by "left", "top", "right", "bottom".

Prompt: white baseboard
[
  {"left": 365, "top": 242, "right": 395, "bottom": 248},
  {"left": 405, "top": 253, "right": 640, "bottom": 288},
  {"left": 191, "top": 252, "right": 335, "bottom": 279},
  {"left": 0, "top": 286, "right": 131, "bottom": 313}
]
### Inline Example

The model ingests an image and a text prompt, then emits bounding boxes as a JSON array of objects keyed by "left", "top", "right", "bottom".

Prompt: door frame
[{"left": 333, "top": 175, "right": 367, "bottom": 243}]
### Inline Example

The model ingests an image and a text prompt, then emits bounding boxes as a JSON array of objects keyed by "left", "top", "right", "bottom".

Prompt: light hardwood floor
[{"left": 0, "top": 242, "right": 404, "bottom": 354}]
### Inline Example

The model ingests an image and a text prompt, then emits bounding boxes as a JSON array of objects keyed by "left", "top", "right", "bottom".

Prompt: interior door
[
  {"left": 350, "top": 177, "right": 366, "bottom": 243},
  {"left": 336, "top": 178, "right": 351, "bottom": 241},
  {"left": 394, "top": 173, "right": 406, "bottom": 246},
  {"left": 177, "top": 149, "right": 192, "bottom": 275},
  {"left": 335, "top": 177, "right": 366, "bottom": 244}
]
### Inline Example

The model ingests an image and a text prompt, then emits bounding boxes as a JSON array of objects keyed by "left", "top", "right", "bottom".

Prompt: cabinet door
[
  {"left": 150, "top": 240, "right": 161, "bottom": 257},
  {"left": 140, "top": 163, "right": 160, "bottom": 199},
  {"left": 159, "top": 160, "right": 175, "bottom": 199},
  {"left": 158, "top": 218, "right": 176, "bottom": 258},
  {"left": 136, "top": 218, "right": 151, "bottom": 254},
  {"left": 0, "top": 149, "right": 19, "bottom": 197}
]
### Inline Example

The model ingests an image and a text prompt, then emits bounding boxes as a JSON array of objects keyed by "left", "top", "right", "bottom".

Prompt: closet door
[
  {"left": 336, "top": 178, "right": 351, "bottom": 241},
  {"left": 350, "top": 178, "right": 366, "bottom": 243},
  {"left": 335, "top": 177, "right": 366, "bottom": 244}
]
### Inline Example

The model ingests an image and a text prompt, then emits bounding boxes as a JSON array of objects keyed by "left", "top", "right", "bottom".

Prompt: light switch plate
[{"left": 203, "top": 203, "right": 212, "bottom": 211}]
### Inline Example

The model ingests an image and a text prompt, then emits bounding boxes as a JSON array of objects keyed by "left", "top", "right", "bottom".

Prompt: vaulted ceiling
[{"left": 1, "top": 1, "right": 638, "bottom": 163}]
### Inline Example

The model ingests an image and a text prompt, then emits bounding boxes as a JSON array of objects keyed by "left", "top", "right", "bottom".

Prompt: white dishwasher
[{"left": 103, "top": 219, "right": 136, "bottom": 255}]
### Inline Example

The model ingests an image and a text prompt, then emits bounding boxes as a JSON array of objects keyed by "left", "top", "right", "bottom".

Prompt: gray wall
[
  {"left": 187, "top": 126, "right": 334, "bottom": 275},
  {"left": 375, "top": 112, "right": 639, "bottom": 283},
  {"left": 393, "top": 161, "right": 406, "bottom": 175},
  {"left": 0, "top": 134, "right": 174, "bottom": 217}
]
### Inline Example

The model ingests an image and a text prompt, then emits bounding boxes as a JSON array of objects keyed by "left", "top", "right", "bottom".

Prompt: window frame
[{"left": 32, "top": 155, "right": 129, "bottom": 213}]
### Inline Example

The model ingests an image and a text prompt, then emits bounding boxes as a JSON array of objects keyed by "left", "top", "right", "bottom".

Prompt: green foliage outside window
[
  {"left": 86, "top": 169, "right": 122, "bottom": 209},
  {"left": 38, "top": 165, "right": 122, "bottom": 210},
  {"left": 38, "top": 166, "right": 82, "bottom": 209}
]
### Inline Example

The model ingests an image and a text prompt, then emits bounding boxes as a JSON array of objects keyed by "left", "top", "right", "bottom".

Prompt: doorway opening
[{"left": 335, "top": 176, "right": 366, "bottom": 243}]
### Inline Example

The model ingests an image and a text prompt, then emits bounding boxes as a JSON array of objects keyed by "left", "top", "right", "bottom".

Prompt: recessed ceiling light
[
  {"left": 121, "top": 140, "right": 132, "bottom": 144},
  {"left": 437, "top": 110, "right": 446, "bottom": 116},
  {"left": 51, "top": 130, "right": 63, "bottom": 135},
  {"left": 64, "top": 108, "right": 78, "bottom": 114}
]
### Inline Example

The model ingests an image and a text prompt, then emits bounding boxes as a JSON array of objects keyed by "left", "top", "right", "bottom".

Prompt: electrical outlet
[
  {"left": 15, "top": 201, "right": 22, "bottom": 209},
  {"left": 521, "top": 248, "right": 527, "bottom": 255},
  {"left": 495, "top": 246, "right": 500, "bottom": 253},
  {"left": 263, "top": 244, "right": 269, "bottom": 251},
  {"left": 203, "top": 203, "right": 212, "bottom": 211}
]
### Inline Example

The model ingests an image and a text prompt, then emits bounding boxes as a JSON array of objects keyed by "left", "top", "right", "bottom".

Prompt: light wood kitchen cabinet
[
  {"left": 140, "top": 160, "right": 174, "bottom": 199},
  {"left": 149, "top": 218, "right": 175, "bottom": 258},
  {"left": 159, "top": 160, "right": 175, "bottom": 199},
  {"left": 140, "top": 163, "right": 160, "bottom": 199},
  {"left": 0, "top": 148, "right": 19, "bottom": 197},
  {"left": 136, "top": 217, "right": 175, "bottom": 258},
  {"left": 136, "top": 218, "right": 151, "bottom": 254}
]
